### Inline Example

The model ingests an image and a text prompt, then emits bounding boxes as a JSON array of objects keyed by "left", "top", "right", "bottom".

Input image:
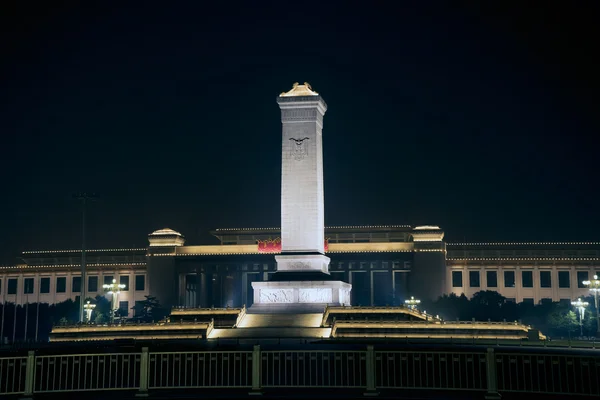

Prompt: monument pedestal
[{"left": 250, "top": 254, "right": 351, "bottom": 313}]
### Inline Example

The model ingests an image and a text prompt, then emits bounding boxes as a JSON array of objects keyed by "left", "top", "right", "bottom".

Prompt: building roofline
[
  {"left": 22, "top": 248, "right": 147, "bottom": 255},
  {"left": 447, "top": 242, "right": 600, "bottom": 246}
]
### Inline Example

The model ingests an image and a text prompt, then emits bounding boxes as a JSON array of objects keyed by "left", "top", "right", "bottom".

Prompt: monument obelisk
[{"left": 251, "top": 83, "right": 351, "bottom": 311}]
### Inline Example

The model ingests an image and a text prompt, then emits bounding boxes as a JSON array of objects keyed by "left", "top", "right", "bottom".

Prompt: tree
[
  {"left": 547, "top": 309, "right": 579, "bottom": 337},
  {"left": 471, "top": 291, "right": 506, "bottom": 321},
  {"left": 92, "top": 295, "right": 112, "bottom": 324},
  {"left": 131, "top": 296, "right": 165, "bottom": 322}
]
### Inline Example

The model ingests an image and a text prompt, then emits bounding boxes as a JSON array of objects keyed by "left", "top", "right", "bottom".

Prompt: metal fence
[
  {"left": 496, "top": 352, "right": 600, "bottom": 397},
  {"left": 1, "top": 346, "right": 599, "bottom": 397},
  {"left": 0, "top": 356, "right": 27, "bottom": 395},
  {"left": 34, "top": 353, "right": 140, "bottom": 392},
  {"left": 149, "top": 351, "right": 252, "bottom": 388},
  {"left": 375, "top": 351, "right": 487, "bottom": 391},
  {"left": 261, "top": 350, "right": 366, "bottom": 387}
]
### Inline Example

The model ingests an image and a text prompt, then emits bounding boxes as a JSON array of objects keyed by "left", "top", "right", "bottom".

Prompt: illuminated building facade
[{"left": 1, "top": 227, "right": 598, "bottom": 316}]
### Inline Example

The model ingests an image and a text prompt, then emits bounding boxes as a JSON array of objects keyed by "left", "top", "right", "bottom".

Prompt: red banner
[
  {"left": 257, "top": 238, "right": 282, "bottom": 253},
  {"left": 257, "top": 238, "right": 329, "bottom": 253}
]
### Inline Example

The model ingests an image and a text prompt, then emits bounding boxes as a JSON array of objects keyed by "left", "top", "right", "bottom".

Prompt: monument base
[
  {"left": 275, "top": 253, "right": 331, "bottom": 274},
  {"left": 251, "top": 280, "right": 352, "bottom": 313}
]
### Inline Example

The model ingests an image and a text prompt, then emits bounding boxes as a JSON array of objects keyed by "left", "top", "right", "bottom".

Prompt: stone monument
[{"left": 251, "top": 83, "right": 352, "bottom": 312}]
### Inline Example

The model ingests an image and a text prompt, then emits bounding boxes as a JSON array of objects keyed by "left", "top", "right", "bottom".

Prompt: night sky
[{"left": 1, "top": 1, "right": 599, "bottom": 264}]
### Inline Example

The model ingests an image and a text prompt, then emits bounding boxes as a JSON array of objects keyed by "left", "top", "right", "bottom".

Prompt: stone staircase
[{"left": 208, "top": 312, "right": 331, "bottom": 339}]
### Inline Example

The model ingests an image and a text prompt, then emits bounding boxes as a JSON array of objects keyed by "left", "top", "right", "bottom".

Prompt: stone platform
[{"left": 251, "top": 279, "right": 351, "bottom": 313}]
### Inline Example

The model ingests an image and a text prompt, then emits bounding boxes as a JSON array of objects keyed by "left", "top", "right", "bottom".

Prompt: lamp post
[
  {"left": 103, "top": 279, "right": 126, "bottom": 324},
  {"left": 404, "top": 296, "right": 421, "bottom": 310},
  {"left": 571, "top": 298, "right": 589, "bottom": 337},
  {"left": 582, "top": 274, "right": 600, "bottom": 337},
  {"left": 74, "top": 192, "right": 98, "bottom": 323},
  {"left": 83, "top": 301, "right": 96, "bottom": 323}
]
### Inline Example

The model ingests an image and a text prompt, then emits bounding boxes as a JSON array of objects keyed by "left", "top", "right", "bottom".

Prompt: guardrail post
[
  {"left": 249, "top": 344, "right": 262, "bottom": 395},
  {"left": 364, "top": 345, "right": 379, "bottom": 396},
  {"left": 21, "top": 350, "right": 35, "bottom": 399},
  {"left": 136, "top": 347, "right": 149, "bottom": 397},
  {"left": 485, "top": 348, "right": 501, "bottom": 400}
]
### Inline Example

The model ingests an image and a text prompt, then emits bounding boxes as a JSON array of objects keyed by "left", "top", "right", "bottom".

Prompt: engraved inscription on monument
[
  {"left": 299, "top": 288, "right": 332, "bottom": 303},
  {"left": 289, "top": 261, "right": 311, "bottom": 270},
  {"left": 259, "top": 289, "right": 294, "bottom": 303}
]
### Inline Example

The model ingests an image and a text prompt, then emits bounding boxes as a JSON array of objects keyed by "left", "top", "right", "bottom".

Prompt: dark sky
[{"left": 1, "top": 1, "right": 599, "bottom": 264}]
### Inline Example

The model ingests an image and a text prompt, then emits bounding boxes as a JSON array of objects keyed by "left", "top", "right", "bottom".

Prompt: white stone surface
[
  {"left": 275, "top": 254, "right": 330, "bottom": 274},
  {"left": 299, "top": 288, "right": 332, "bottom": 303},
  {"left": 259, "top": 289, "right": 294, "bottom": 303},
  {"left": 278, "top": 96, "right": 327, "bottom": 255},
  {"left": 252, "top": 280, "right": 351, "bottom": 306}
]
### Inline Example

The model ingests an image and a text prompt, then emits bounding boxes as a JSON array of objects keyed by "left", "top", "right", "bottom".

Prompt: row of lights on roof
[
  {"left": 448, "top": 242, "right": 600, "bottom": 246},
  {"left": 216, "top": 225, "right": 412, "bottom": 231},
  {"left": 150, "top": 250, "right": 416, "bottom": 256},
  {"left": 448, "top": 258, "right": 600, "bottom": 261},
  {"left": 0, "top": 262, "right": 147, "bottom": 269},
  {"left": 22, "top": 248, "right": 146, "bottom": 254}
]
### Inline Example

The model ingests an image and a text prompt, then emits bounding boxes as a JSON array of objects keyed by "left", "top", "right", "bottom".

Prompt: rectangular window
[
  {"left": 504, "top": 271, "right": 515, "bottom": 288},
  {"left": 452, "top": 271, "right": 462, "bottom": 288},
  {"left": 8, "top": 278, "right": 17, "bottom": 295},
  {"left": 522, "top": 298, "right": 534, "bottom": 305},
  {"left": 559, "top": 298, "right": 571, "bottom": 306},
  {"left": 40, "top": 278, "right": 50, "bottom": 294},
  {"left": 540, "top": 271, "right": 552, "bottom": 288},
  {"left": 135, "top": 275, "right": 145, "bottom": 291},
  {"left": 558, "top": 271, "right": 570, "bottom": 288},
  {"left": 56, "top": 277, "right": 66, "bottom": 293},
  {"left": 119, "top": 301, "right": 129, "bottom": 314},
  {"left": 486, "top": 271, "right": 497, "bottom": 288},
  {"left": 506, "top": 298, "right": 516, "bottom": 303},
  {"left": 522, "top": 271, "right": 533, "bottom": 288},
  {"left": 24, "top": 278, "right": 34, "bottom": 294},
  {"left": 88, "top": 276, "right": 98, "bottom": 292},
  {"left": 120, "top": 275, "right": 129, "bottom": 291},
  {"left": 104, "top": 275, "right": 114, "bottom": 286},
  {"left": 577, "top": 271, "right": 589, "bottom": 288},
  {"left": 469, "top": 271, "right": 480, "bottom": 288},
  {"left": 72, "top": 277, "right": 81, "bottom": 293},
  {"left": 540, "top": 298, "right": 552, "bottom": 305}
]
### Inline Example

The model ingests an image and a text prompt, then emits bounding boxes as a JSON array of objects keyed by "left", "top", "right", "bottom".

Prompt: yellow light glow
[{"left": 279, "top": 82, "right": 319, "bottom": 97}]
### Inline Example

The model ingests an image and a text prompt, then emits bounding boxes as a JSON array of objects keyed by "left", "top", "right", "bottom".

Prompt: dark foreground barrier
[{"left": 1, "top": 344, "right": 599, "bottom": 398}]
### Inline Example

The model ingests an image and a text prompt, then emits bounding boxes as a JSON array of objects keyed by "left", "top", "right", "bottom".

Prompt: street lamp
[
  {"left": 571, "top": 298, "right": 589, "bottom": 337},
  {"left": 83, "top": 301, "right": 96, "bottom": 323},
  {"left": 583, "top": 274, "right": 600, "bottom": 337},
  {"left": 103, "top": 279, "right": 126, "bottom": 324},
  {"left": 405, "top": 296, "right": 421, "bottom": 310},
  {"left": 74, "top": 192, "right": 99, "bottom": 323}
]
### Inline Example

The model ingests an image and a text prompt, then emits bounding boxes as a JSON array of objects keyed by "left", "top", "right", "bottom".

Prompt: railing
[
  {"left": 34, "top": 353, "right": 140, "bottom": 392},
  {"left": 261, "top": 350, "right": 366, "bottom": 388},
  {"left": 375, "top": 351, "right": 487, "bottom": 391},
  {"left": 0, "top": 356, "right": 27, "bottom": 395},
  {"left": 495, "top": 352, "right": 600, "bottom": 396},
  {"left": 1, "top": 346, "right": 599, "bottom": 397},
  {"left": 148, "top": 351, "right": 252, "bottom": 388}
]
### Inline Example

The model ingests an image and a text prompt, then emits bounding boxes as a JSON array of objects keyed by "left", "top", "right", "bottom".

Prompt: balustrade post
[
  {"left": 136, "top": 347, "right": 149, "bottom": 397},
  {"left": 364, "top": 345, "right": 379, "bottom": 396},
  {"left": 484, "top": 348, "right": 501, "bottom": 400},
  {"left": 21, "top": 350, "right": 35, "bottom": 399},
  {"left": 249, "top": 344, "right": 262, "bottom": 395}
]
